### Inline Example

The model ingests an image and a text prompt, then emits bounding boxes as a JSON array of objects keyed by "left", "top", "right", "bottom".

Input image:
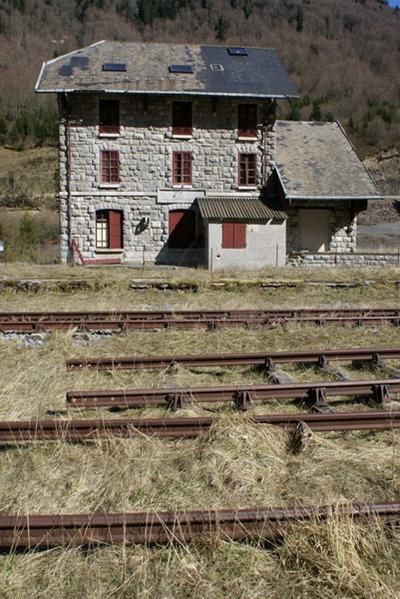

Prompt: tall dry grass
[{"left": 0, "top": 291, "right": 399, "bottom": 596}]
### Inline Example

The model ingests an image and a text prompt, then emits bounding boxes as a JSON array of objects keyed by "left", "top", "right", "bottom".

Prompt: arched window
[{"left": 96, "top": 210, "right": 123, "bottom": 249}]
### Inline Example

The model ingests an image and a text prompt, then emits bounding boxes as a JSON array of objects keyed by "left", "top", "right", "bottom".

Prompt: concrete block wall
[
  {"left": 208, "top": 220, "right": 286, "bottom": 271},
  {"left": 59, "top": 93, "right": 277, "bottom": 263}
]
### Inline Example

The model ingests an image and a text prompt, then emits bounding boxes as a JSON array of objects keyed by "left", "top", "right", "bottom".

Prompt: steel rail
[
  {"left": 0, "top": 501, "right": 399, "bottom": 548},
  {"left": 0, "top": 308, "right": 400, "bottom": 332},
  {"left": 1, "top": 411, "right": 400, "bottom": 442},
  {"left": 67, "top": 347, "right": 400, "bottom": 370},
  {"left": 66, "top": 378, "right": 400, "bottom": 409}
]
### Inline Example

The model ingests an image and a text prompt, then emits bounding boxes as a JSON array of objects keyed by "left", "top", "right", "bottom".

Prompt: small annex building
[{"left": 35, "top": 40, "right": 382, "bottom": 269}]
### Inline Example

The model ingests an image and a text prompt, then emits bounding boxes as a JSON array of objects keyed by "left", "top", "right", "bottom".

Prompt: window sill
[
  {"left": 172, "top": 185, "right": 193, "bottom": 189},
  {"left": 95, "top": 248, "right": 124, "bottom": 253},
  {"left": 98, "top": 184, "right": 121, "bottom": 189},
  {"left": 99, "top": 132, "right": 121, "bottom": 138},
  {"left": 237, "top": 136, "right": 258, "bottom": 142},
  {"left": 171, "top": 134, "right": 193, "bottom": 140},
  {"left": 237, "top": 186, "right": 258, "bottom": 191}
]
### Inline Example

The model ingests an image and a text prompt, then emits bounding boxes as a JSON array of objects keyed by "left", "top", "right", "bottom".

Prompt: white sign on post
[{"left": 0, "top": 242, "right": 4, "bottom": 252}]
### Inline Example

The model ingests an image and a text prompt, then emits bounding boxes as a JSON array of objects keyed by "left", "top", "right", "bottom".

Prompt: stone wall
[
  {"left": 59, "top": 93, "right": 277, "bottom": 263},
  {"left": 288, "top": 252, "right": 400, "bottom": 267},
  {"left": 286, "top": 201, "right": 356, "bottom": 254}
]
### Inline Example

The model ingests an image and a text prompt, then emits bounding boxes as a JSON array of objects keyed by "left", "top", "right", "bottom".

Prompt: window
[
  {"left": 101, "top": 150, "right": 120, "bottom": 184},
  {"left": 96, "top": 210, "right": 123, "bottom": 249},
  {"left": 172, "top": 151, "right": 192, "bottom": 185},
  {"left": 238, "top": 153, "right": 257, "bottom": 187},
  {"left": 238, "top": 104, "right": 257, "bottom": 137},
  {"left": 222, "top": 223, "right": 246, "bottom": 249},
  {"left": 99, "top": 100, "right": 120, "bottom": 134},
  {"left": 172, "top": 102, "right": 192, "bottom": 136},
  {"left": 168, "top": 210, "right": 196, "bottom": 248}
]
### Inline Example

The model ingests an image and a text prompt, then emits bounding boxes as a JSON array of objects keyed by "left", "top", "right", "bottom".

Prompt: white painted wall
[{"left": 207, "top": 220, "right": 286, "bottom": 271}]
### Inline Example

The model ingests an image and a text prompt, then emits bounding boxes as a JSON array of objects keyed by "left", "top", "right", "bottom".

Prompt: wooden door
[{"left": 168, "top": 210, "right": 196, "bottom": 248}]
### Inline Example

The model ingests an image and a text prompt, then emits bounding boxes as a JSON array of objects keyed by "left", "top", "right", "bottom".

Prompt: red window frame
[
  {"left": 172, "top": 151, "right": 192, "bottom": 185},
  {"left": 222, "top": 223, "right": 246, "bottom": 249},
  {"left": 238, "top": 104, "right": 257, "bottom": 137},
  {"left": 101, "top": 150, "right": 120, "bottom": 184},
  {"left": 172, "top": 102, "right": 192, "bottom": 136},
  {"left": 99, "top": 100, "right": 120, "bottom": 134},
  {"left": 238, "top": 153, "right": 257, "bottom": 187}
]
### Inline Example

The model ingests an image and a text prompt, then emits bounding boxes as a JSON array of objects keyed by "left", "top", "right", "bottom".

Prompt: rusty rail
[
  {"left": 0, "top": 501, "right": 399, "bottom": 548},
  {"left": 66, "top": 378, "right": 400, "bottom": 410},
  {"left": 0, "top": 308, "right": 400, "bottom": 332},
  {"left": 67, "top": 347, "right": 400, "bottom": 371},
  {"left": 1, "top": 410, "right": 400, "bottom": 443}
]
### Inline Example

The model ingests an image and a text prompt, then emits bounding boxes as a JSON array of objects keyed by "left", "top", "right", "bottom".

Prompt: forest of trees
[{"left": 0, "top": 0, "right": 399, "bottom": 154}]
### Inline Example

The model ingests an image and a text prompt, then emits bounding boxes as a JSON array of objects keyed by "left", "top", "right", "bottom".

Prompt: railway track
[
  {"left": 0, "top": 501, "right": 399, "bottom": 548},
  {"left": 66, "top": 378, "right": 399, "bottom": 410},
  {"left": 1, "top": 410, "right": 400, "bottom": 442},
  {"left": 67, "top": 347, "right": 400, "bottom": 371},
  {"left": 1, "top": 308, "right": 400, "bottom": 332}
]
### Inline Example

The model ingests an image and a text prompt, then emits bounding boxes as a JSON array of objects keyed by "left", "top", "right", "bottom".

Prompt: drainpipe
[{"left": 63, "top": 93, "right": 73, "bottom": 262}]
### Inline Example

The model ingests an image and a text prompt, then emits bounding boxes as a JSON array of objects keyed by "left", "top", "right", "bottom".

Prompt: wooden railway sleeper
[{"left": 234, "top": 390, "right": 253, "bottom": 411}]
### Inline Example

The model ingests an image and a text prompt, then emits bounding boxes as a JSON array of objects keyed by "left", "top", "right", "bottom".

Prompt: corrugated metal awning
[{"left": 197, "top": 197, "right": 286, "bottom": 222}]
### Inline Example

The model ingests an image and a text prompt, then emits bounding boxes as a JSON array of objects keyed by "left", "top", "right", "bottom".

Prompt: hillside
[{"left": 0, "top": 0, "right": 399, "bottom": 153}]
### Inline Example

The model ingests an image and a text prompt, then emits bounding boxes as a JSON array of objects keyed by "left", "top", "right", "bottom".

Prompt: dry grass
[
  {"left": 0, "top": 284, "right": 400, "bottom": 596},
  {"left": 3, "top": 262, "right": 400, "bottom": 284},
  {"left": 0, "top": 280, "right": 400, "bottom": 312},
  {"left": 0, "top": 147, "right": 57, "bottom": 208}
]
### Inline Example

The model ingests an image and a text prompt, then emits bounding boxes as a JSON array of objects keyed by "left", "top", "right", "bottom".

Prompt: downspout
[{"left": 65, "top": 94, "right": 73, "bottom": 262}]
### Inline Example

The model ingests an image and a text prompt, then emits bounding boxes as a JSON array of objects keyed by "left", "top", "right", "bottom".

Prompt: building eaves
[{"left": 197, "top": 196, "right": 286, "bottom": 222}]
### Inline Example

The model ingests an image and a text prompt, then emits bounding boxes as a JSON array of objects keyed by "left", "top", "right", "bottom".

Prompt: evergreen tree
[
  {"left": 19, "top": 213, "right": 39, "bottom": 248},
  {"left": 310, "top": 100, "right": 322, "bottom": 121}
]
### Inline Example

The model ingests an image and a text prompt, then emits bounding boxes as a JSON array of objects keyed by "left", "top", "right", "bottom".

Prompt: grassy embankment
[{"left": 0, "top": 270, "right": 400, "bottom": 596}]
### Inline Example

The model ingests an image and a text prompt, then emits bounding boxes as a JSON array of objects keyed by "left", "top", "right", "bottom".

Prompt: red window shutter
[
  {"left": 172, "top": 102, "right": 192, "bottom": 136},
  {"left": 222, "top": 223, "right": 234, "bottom": 248},
  {"left": 234, "top": 223, "right": 246, "bottom": 248},
  {"left": 108, "top": 210, "right": 123, "bottom": 249},
  {"left": 222, "top": 223, "right": 246, "bottom": 248}
]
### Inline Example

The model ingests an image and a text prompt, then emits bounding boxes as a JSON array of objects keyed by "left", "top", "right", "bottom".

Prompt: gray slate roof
[
  {"left": 276, "top": 121, "right": 382, "bottom": 200},
  {"left": 197, "top": 197, "right": 286, "bottom": 222},
  {"left": 35, "top": 40, "right": 298, "bottom": 98}
]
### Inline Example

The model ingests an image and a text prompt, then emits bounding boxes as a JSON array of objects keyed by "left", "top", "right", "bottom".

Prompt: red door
[
  {"left": 109, "top": 210, "right": 123, "bottom": 249},
  {"left": 168, "top": 210, "right": 196, "bottom": 248}
]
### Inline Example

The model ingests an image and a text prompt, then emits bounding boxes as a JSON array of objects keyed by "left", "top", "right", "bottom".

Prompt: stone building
[{"left": 35, "top": 40, "right": 382, "bottom": 269}]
